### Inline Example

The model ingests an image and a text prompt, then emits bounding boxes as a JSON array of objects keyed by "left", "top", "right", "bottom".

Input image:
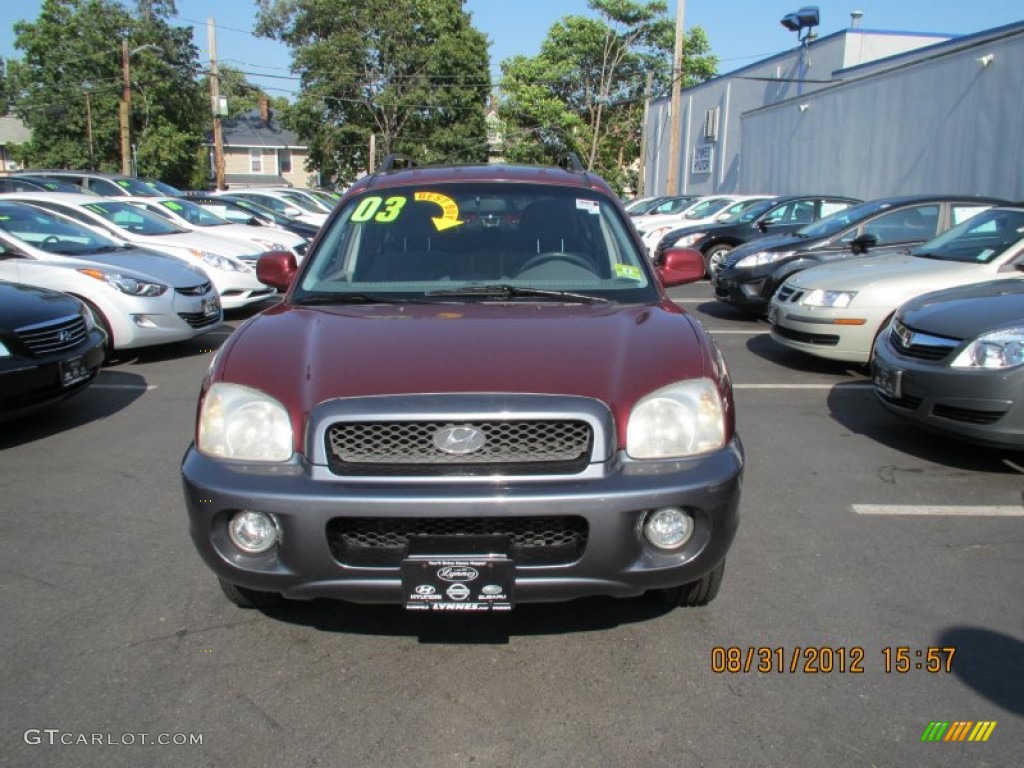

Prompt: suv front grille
[
  {"left": 17, "top": 314, "right": 88, "bottom": 356},
  {"left": 327, "top": 516, "right": 589, "bottom": 566},
  {"left": 326, "top": 419, "right": 593, "bottom": 476}
]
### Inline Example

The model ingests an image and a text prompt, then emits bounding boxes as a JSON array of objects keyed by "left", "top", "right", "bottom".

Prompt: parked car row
[{"left": 648, "top": 192, "right": 1022, "bottom": 449}]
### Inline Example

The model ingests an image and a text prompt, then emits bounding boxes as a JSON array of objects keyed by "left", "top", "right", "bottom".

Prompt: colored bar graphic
[{"left": 921, "top": 721, "right": 996, "bottom": 742}]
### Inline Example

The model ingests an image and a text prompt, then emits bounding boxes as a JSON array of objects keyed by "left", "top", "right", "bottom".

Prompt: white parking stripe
[
  {"left": 734, "top": 383, "right": 872, "bottom": 389},
  {"left": 91, "top": 384, "right": 158, "bottom": 391},
  {"left": 853, "top": 505, "right": 1024, "bottom": 517}
]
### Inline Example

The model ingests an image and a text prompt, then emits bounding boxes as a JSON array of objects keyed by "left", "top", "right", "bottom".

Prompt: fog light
[
  {"left": 228, "top": 510, "right": 280, "bottom": 554},
  {"left": 643, "top": 507, "right": 694, "bottom": 550},
  {"left": 130, "top": 314, "right": 159, "bottom": 328}
]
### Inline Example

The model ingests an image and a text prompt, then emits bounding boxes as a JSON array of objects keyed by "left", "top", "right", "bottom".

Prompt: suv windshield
[
  {"left": 912, "top": 207, "right": 1024, "bottom": 264},
  {"left": 296, "top": 183, "right": 657, "bottom": 303}
]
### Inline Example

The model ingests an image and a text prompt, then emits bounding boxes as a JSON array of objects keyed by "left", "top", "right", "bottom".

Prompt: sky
[{"left": 1, "top": 0, "right": 1022, "bottom": 100}]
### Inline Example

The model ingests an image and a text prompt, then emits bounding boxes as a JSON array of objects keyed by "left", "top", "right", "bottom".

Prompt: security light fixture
[{"left": 780, "top": 6, "right": 820, "bottom": 36}]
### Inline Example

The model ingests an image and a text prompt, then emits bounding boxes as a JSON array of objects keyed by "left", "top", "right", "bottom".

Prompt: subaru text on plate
[{"left": 182, "top": 156, "right": 744, "bottom": 613}]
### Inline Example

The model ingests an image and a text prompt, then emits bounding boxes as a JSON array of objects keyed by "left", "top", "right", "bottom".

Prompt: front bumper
[
  {"left": 768, "top": 302, "right": 880, "bottom": 364},
  {"left": 0, "top": 330, "right": 106, "bottom": 420},
  {"left": 712, "top": 267, "right": 772, "bottom": 313},
  {"left": 872, "top": 343, "right": 1024, "bottom": 449},
  {"left": 182, "top": 437, "right": 744, "bottom": 605}
]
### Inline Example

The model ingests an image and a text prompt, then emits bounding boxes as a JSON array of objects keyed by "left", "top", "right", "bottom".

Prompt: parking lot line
[
  {"left": 853, "top": 505, "right": 1024, "bottom": 516},
  {"left": 91, "top": 384, "right": 158, "bottom": 391},
  {"left": 734, "top": 383, "right": 872, "bottom": 389}
]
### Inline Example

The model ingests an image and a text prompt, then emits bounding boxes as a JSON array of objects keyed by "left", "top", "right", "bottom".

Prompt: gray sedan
[{"left": 871, "top": 278, "right": 1024, "bottom": 449}]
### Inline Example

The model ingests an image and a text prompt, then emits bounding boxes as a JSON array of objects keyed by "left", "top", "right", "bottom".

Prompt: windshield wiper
[
  {"left": 426, "top": 284, "right": 611, "bottom": 303},
  {"left": 292, "top": 292, "right": 421, "bottom": 305}
]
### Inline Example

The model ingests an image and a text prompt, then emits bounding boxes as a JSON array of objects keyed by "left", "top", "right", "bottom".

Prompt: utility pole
[
  {"left": 638, "top": 71, "right": 653, "bottom": 196},
  {"left": 208, "top": 17, "right": 226, "bottom": 190},
  {"left": 120, "top": 38, "right": 132, "bottom": 175},
  {"left": 369, "top": 133, "right": 376, "bottom": 174},
  {"left": 665, "top": 0, "right": 686, "bottom": 195}
]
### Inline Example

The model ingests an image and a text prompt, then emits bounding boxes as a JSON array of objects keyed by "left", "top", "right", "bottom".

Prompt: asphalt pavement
[{"left": 1, "top": 284, "right": 1021, "bottom": 768}]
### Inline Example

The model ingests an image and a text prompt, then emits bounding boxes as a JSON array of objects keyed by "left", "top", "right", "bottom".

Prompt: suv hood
[{"left": 216, "top": 302, "right": 707, "bottom": 433}]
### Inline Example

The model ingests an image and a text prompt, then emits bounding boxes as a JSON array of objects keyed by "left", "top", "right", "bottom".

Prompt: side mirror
[
  {"left": 850, "top": 233, "right": 878, "bottom": 254},
  {"left": 656, "top": 247, "right": 706, "bottom": 287},
  {"left": 284, "top": 207, "right": 303, "bottom": 219},
  {"left": 256, "top": 250, "right": 298, "bottom": 291}
]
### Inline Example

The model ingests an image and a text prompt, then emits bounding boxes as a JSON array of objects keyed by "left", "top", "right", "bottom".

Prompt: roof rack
[
  {"left": 557, "top": 153, "right": 585, "bottom": 172},
  {"left": 379, "top": 154, "right": 418, "bottom": 172}
]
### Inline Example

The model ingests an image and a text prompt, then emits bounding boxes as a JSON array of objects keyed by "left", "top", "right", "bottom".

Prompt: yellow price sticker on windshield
[
  {"left": 414, "top": 191, "right": 464, "bottom": 231},
  {"left": 614, "top": 264, "right": 643, "bottom": 280}
]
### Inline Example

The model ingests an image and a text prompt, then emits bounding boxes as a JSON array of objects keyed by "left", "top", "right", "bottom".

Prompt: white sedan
[
  {"left": 3, "top": 193, "right": 275, "bottom": 310},
  {"left": 126, "top": 196, "right": 307, "bottom": 260},
  {"left": 0, "top": 204, "right": 221, "bottom": 352},
  {"left": 637, "top": 195, "right": 772, "bottom": 257},
  {"left": 214, "top": 189, "right": 329, "bottom": 227},
  {"left": 768, "top": 205, "right": 1024, "bottom": 364}
]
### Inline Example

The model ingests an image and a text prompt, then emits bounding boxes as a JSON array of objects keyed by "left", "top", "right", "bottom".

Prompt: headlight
[
  {"left": 627, "top": 379, "right": 726, "bottom": 459},
  {"left": 0, "top": 340, "right": 10, "bottom": 358},
  {"left": 197, "top": 382, "right": 293, "bottom": 461},
  {"left": 78, "top": 268, "right": 167, "bottom": 296},
  {"left": 644, "top": 226, "right": 673, "bottom": 242},
  {"left": 190, "top": 249, "right": 252, "bottom": 273},
  {"left": 671, "top": 233, "right": 705, "bottom": 248},
  {"left": 801, "top": 289, "right": 857, "bottom": 308},
  {"left": 734, "top": 249, "right": 795, "bottom": 269},
  {"left": 951, "top": 326, "right": 1024, "bottom": 369}
]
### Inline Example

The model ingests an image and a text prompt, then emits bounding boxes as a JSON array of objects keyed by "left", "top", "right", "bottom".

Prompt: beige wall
[{"left": 222, "top": 147, "right": 314, "bottom": 188}]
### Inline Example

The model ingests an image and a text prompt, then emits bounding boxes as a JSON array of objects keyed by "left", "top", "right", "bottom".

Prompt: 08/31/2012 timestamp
[{"left": 710, "top": 646, "right": 957, "bottom": 674}]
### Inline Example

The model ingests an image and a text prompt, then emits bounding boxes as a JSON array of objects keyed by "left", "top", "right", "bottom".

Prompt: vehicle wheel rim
[{"left": 708, "top": 248, "right": 730, "bottom": 275}]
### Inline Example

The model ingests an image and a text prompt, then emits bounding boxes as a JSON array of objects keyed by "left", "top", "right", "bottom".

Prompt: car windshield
[
  {"left": 731, "top": 199, "right": 778, "bottom": 223},
  {"left": 82, "top": 200, "right": 189, "bottom": 235},
  {"left": 296, "top": 183, "right": 658, "bottom": 304},
  {"left": 793, "top": 198, "right": 900, "bottom": 238},
  {"left": 278, "top": 192, "right": 327, "bottom": 214},
  {"left": 0, "top": 201, "right": 126, "bottom": 255},
  {"left": 154, "top": 198, "right": 231, "bottom": 227},
  {"left": 911, "top": 207, "right": 1024, "bottom": 264},
  {"left": 112, "top": 177, "right": 163, "bottom": 196}
]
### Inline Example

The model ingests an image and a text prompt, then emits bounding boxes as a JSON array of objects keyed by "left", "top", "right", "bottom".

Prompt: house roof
[{"left": 214, "top": 108, "right": 305, "bottom": 149}]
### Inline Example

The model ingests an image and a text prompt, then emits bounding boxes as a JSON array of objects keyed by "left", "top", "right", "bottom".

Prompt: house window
[
  {"left": 250, "top": 149, "right": 262, "bottom": 173},
  {"left": 278, "top": 149, "right": 292, "bottom": 174}
]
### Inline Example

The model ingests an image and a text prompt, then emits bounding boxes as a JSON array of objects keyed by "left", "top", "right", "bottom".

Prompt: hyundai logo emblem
[{"left": 432, "top": 425, "right": 486, "bottom": 455}]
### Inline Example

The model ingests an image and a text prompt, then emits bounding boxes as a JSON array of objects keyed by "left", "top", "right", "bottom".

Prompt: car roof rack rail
[
  {"left": 380, "top": 154, "right": 418, "bottom": 172},
  {"left": 557, "top": 153, "right": 585, "bottom": 172}
]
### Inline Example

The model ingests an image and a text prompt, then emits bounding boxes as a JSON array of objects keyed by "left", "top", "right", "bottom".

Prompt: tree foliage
[
  {"left": 8, "top": 0, "right": 205, "bottom": 185},
  {"left": 498, "top": 0, "right": 716, "bottom": 193},
  {"left": 198, "top": 64, "right": 288, "bottom": 119},
  {"left": 255, "top": 0, "right": 492, "bottom": 184}
]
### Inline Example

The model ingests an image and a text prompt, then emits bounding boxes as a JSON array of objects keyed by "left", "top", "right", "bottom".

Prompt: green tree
[
  {"left": 499, "top": 0, "right": 716, "bottom": 193},
  {"left": 256, "top": 0, "right": 491, "bottom": 184},
  {"left": 8, "top": 0, "right": 205, "bottom": 185}
]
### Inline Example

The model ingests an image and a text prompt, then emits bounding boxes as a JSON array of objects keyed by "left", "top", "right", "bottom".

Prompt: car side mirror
[
  {"left": 851, "top": 233, "right": 878, "bottom": 254},
  {"left": 256, "top": 251, "right": 298, "bottom": 291},
  {"left": 284, "top": 207, "right": 303, "bottom": 219},
  {"left": 656, "top": 247, "right": 706, "bottom": 287}
]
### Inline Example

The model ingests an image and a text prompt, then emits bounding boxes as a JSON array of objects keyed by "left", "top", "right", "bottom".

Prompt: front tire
[
  {"left": 219, "top": 579, "right": 284, "bottom": 609},
  {"left": 653, "top": 560, "right": 725, "bottom": 607},
  {"left": 704, "top": 244, "right": 733, "bottom": 277}
]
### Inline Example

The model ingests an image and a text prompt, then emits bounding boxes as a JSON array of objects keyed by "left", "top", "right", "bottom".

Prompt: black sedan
[
  {"left": 654, "top": 194, "right": 860, "bottom": 276},
  {"left": 711, "top": 194, "right": 1008, "bottom": 315},
  {"left": 0, "top": 281, "right": 107, "bottom": 421},
  {"left": 871, "top": 278, "right": 1024, "bottom": 450}
]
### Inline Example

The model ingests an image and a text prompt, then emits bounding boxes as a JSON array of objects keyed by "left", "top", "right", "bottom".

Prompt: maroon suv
[{"left": 182, "top": 158, "right": 744, "bottom": 613}]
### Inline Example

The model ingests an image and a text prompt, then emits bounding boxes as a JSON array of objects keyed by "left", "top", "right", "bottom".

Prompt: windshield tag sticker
[
  {"left": 165, "top": 201, "right": 184, "bottom": 211},
  {"left": 614, "top": 264, "right": 643, "bottom": 280},
  {"left": 576, "top": 199, "right": 600, "bottom": 215}
]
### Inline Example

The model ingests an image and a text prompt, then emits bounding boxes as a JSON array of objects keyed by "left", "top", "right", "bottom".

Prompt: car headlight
[
  {"left": 644, "top": 226, "right": 673, "bottom": 242},
  {"left": 951, "top": 326, "right": 1024, "bottom": 369},
  {"left": 78, "top": 268, "right": 167, "bottom": 296},
  {"left": 734, "top": 249, "right": 795, "bottom": 269},
  {"left": 190, "top": 249, "right": 252, "bottom": 273},
  {"left": 801, "top": 289, "right": 858, "bottom": 308},
  {"left": 197, "top": 382, "right": 293, "bottom": 461},
  {"left": 627, "top": 379, "right": 726, "bottom": 459},
  {"left": 671, "top": 232, "right": 705, "bottom": 248},
  {"left": 0, "top": 340, "right": 10, "bottom": 357}
]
